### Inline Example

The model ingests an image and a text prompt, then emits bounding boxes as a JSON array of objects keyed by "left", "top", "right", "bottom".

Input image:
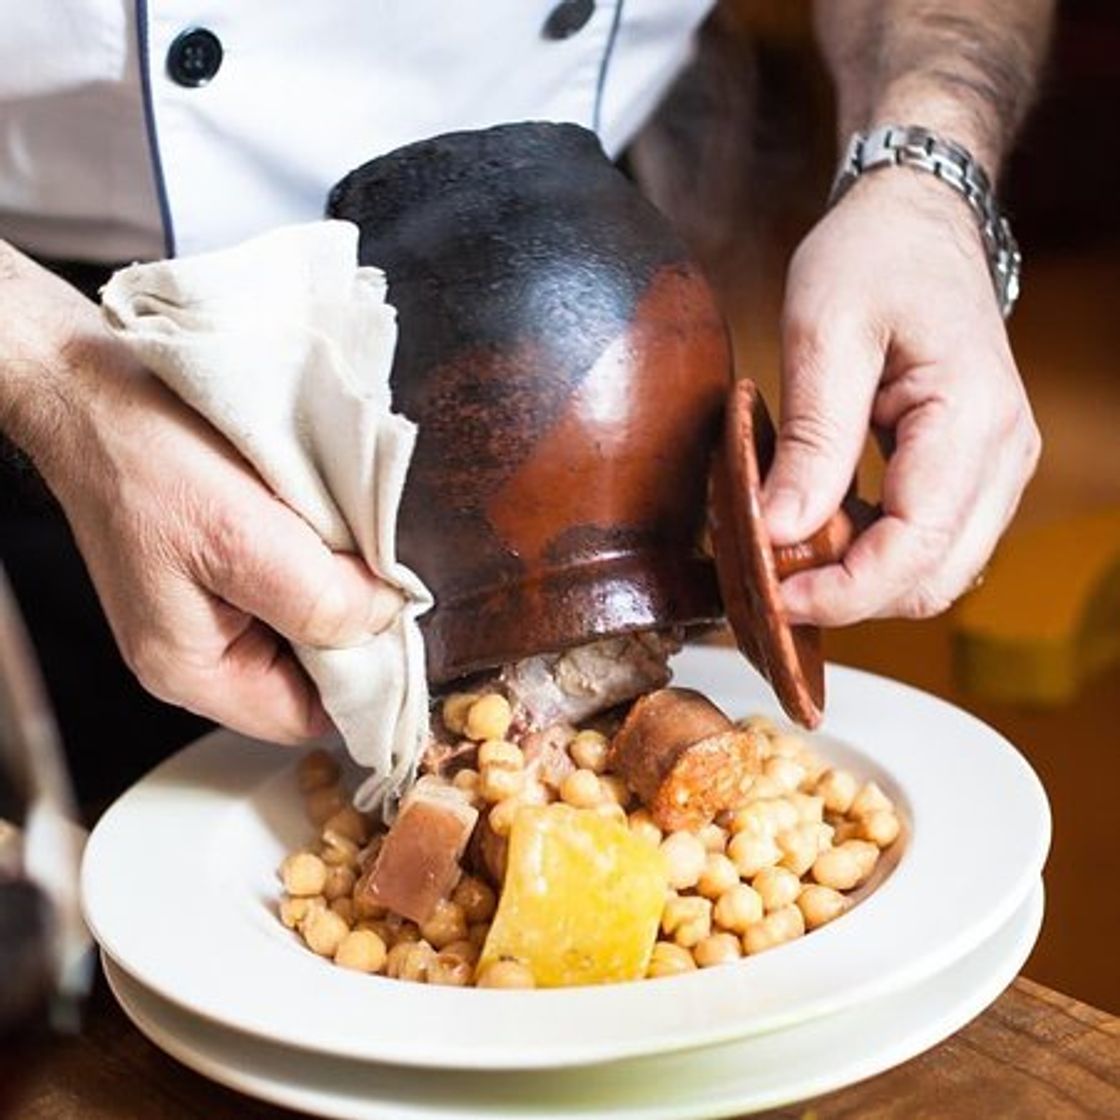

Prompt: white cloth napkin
[{"left": 101, "top": 220, "right": 433, "bottom": 810}]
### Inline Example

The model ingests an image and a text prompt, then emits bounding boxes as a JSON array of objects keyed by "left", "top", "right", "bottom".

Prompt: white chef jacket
[{"left": 0, "top": 1, "right": 713, "bottom": 263}]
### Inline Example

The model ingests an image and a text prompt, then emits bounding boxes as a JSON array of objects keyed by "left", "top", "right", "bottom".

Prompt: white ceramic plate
[
  {"left": 82, "top": 647, "right": 1050, "bottom": 1070},
  {"left": 103, "top": 882, "right": 1044, "bottom": 1120}
]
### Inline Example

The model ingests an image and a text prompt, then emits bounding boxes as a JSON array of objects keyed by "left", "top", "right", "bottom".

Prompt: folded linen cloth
[{"left": 101, "top": 220, "right": 433, "bottom": 810}]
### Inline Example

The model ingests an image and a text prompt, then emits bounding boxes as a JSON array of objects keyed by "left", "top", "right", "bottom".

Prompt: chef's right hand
[{"left": 0, "top": 244, "right": 401, "bottom": 743}]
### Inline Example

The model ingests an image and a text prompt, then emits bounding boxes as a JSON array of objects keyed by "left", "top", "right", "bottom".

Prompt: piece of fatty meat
[{"left": 354, "top": 778, "right": 478, "bottom": 924}]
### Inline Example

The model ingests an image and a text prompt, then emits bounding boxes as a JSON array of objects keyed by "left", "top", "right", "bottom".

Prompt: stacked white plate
[{"left": 82, "top": 646, "right": 1050, "bottom": 1120}]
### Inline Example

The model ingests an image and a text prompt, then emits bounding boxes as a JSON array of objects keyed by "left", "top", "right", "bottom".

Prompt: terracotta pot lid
[{"left": 708, "top": 379, "right": 872, "bottom": 729}]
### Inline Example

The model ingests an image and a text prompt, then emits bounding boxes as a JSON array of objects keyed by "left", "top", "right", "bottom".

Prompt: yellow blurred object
[
  {"left": 479, "top": 803, "right": 668, "bottom": 987},
  {"left": 952, "top": 509, "right": 1120, "bottom": 703}
]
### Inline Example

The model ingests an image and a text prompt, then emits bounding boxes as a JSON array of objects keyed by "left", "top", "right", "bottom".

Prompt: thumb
[
  {"left": 762, "top": 314, "right": 884, "bottom": 544},
  {"left": 199, "top": 498, "right": 405, "bottom": 649}
]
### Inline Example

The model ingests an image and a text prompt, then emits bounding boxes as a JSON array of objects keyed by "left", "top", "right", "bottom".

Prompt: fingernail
[
  {"left": 367, "top": 582, "right": 405, "bottom": 634},
  {"left": 762, "top": 487, "right": 804, "bottom": 542}
]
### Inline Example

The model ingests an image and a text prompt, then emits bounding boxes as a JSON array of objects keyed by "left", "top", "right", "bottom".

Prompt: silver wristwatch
[{"left": 829, "top": 124, "right": 1021, "bottom": 318}]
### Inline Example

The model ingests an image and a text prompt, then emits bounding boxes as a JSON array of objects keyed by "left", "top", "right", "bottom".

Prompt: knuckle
[{"left": 196, "top": 501, "right": 257, "bottom": 589}]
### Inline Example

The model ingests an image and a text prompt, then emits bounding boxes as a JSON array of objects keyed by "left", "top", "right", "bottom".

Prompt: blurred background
[{"left": 635, "top": 0, "right": 1120, "bottom": 1012}]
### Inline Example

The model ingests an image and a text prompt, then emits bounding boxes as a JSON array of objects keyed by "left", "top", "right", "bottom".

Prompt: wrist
[
  {"left": 0, "top": 243, "right": 110, "bottom": 492},
  {"left": 829, "top": 123, "right": 1020, "bottom": 317},
  {"left": 865, "top": 82, "right": 1001, "bottom": 183}
]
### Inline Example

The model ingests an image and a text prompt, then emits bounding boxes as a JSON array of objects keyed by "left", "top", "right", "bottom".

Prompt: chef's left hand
[{"left": 761, "top": 168, "right": 1041, "bottom": 625}]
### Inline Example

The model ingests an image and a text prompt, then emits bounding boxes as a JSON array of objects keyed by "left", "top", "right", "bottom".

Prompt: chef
[{"left": 0, "top": 2, "right": 1051, "bottom": 789}]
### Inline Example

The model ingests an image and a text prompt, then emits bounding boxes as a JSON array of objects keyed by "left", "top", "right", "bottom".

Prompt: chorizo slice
[{"left": 608, "top": 687, "right": 765, "bottom": 831}]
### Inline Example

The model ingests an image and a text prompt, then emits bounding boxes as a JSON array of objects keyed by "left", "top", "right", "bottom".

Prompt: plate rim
[{"left": 99, "top": 882, "right": 1046, "bottom": 1120}]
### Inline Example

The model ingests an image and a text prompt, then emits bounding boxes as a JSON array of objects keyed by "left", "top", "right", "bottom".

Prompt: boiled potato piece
[{"left": 479, "top": 803, "right": 667, "bottom": 986}]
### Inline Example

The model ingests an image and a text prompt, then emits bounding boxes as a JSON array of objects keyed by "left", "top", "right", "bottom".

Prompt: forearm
[
  {"left": 0, "top": 240, "right": 104, "bottom": 486},
  {"left": 813, "top": 0, "right": 1055, "bottom": 176}
]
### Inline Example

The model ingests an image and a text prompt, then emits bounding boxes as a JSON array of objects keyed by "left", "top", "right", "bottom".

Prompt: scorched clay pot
[{"left": 328, "top": 122, "right": 850, "bottom": 727}]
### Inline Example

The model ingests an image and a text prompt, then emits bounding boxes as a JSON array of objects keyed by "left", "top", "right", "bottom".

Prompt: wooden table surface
[{"left": 3, "top": 968, "right": 1118, "bottom": 1120}]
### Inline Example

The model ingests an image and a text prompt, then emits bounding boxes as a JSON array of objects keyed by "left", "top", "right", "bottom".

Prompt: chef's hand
[
  {"left": 0, "top": 246, "right": 401, "bottom": 742},
  {"left": 762, "top": 169, "right": 1041, "bottom": 625}
]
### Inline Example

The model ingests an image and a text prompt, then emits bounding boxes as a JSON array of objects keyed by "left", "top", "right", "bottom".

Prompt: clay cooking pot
[{"left": 328, "top": 123, "right": 854, "bottom": 726}]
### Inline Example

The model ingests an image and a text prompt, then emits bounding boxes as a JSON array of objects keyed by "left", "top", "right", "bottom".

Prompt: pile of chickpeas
[{"left": 277, "top": 690, "right": 902, "bottom": 987}]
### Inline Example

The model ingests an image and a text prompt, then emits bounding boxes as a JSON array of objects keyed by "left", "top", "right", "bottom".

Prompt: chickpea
[
  {"left": 727, "top": 831, "right": 781, "bottom": 878},
  {"left": 693, "top": 932, "right": 742, "bottom": 968},
  {"left": 519, "top": 777, "right": 552, "bottom": 806},
  {"left": 712, "top": 883, "right": 764, "bottom": 933},
  {"left": 593, "top": 801, "right": 628, "bottom": 826},
  {"left": 451, "top": 768, "right": 482, "bottom": 800},
  {"left": 598, "top": 774, "right": 632, "bottom": 808},
  {"left": 697, "top": 853, "right": 740, "bottom": 900},
  {"left": 302, "top": 907, "right": 350, "bottom": 957},
  {"left": 352, "top": 891, "right": 387, "bottom": 922},
  {"left": 767, "top": 732, "right": 805, "bottom": 760},
  {"left": 730, "top": 799, "right": 797, "bottom": 838},
  {"left": 740, "top": 714, "right": 779, "bottom": 738},
  {"left": 559, "top": 768, "right": 602, "bottom": 809},
  {"left": 297, "top": 748, "right": 340, "bottom": 794},
  {"left": 628, "top": 809, "right": 663, "bottom": 848},
  {"left": 279, "top": 894, "right": 324, "bottom": 929},
  {"left": 742, "top": 905, "right": 805, "bottom": 955},
  {"left": 322, "top": 805, "right": 370, "bottom": 846},
  {"left": 398, "top": 922, "right": 425, "bottom": 944},
  {"left": 811, "top": 840, "right": 879, "bottom": 890},
  {"left": 747, "top": 775, "right": 786, "bottom": 801},
  {"left": 305, "top": 784, "right": 347, "bottom": 828},
  {"left": 322, "top": 864, "right": 356, "bottom": 902},
  {"left": 334, "top": 929, "right": 387, "bottom": 973},
  {"left": 849, "top": 781, "right": 894, "bottom": 820},
  {"left": 752, "top": 866, "right": 802, "bottom": 912},
  {"left": 661, "top": 894, "right": 712, "bottom": 948},
  {"left": 452, "top": 876, "right": 497, "bottom": 924},
  {"left": 797, "top": 884, "right": 852, "bottom": 931},
  {"left": 660, "top": 831, "right": 708, "bottom": 890},
  {"left": 776, "top": 822, "right": 824, "bottom": 877},
  {"left": 858, "top": 809, "right": 901, "bottom": 848},
  {"left": 478, "top": 739, "right": 524, "bottom": 770},
  {"left": 696, "top": 822, "right": 729, "bottom": 853},
  {"left": 440, "top": 938, "right": 481, "bottom": 965},
  {"left": 329, "top": 897, "right": 354, "bottom": 925},
  {"left": 479, "top": 764, "right": 524, "bottom": 803},
  {"left": 488, "top": 796, "right": 523, "bottom": 838},
  {"left": 646, "top": 941, "right": 697, "bottom": 978},
  {"left": 476, "top": 959, "right": 536, "bottom": 989},
  {"left": 419, "top": 899, "right": 469, "bottom": 950},
  {"left": 764, "top": 755, "right": 806, "bottom": 793},
  {"left": 428, "top": 952, "right": 475, "bottom": 987},
  {"left": 441, "top": 692, "right": 479, "bottom": 735},
  {"left": 319, "top": 828, "right": 361, "bottom": 869},
  {"left": 280, "top": 852, "right": 328, "bottom": 897},
  {"left": 465, "top": 694, "right": 513, "bottom": 743},
  {"left": 386, "top": 939, "right": 437, "bottom": 982},
  {"left": 788, "top": 792, "right": 825, "bottom": 825},
  {"left": 814, "top": 769, "right": 859, "bottom": 815},
  {"left": 569, "top": 729, "right": 609, "bottom": 773},
  {"left": 352, "top": 917, "right": 391, "bottom": 944}
]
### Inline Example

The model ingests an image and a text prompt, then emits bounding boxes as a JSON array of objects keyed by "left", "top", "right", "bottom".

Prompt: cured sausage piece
[{"left": 608, "top": 687, "right": 766, "bottom": 831}]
